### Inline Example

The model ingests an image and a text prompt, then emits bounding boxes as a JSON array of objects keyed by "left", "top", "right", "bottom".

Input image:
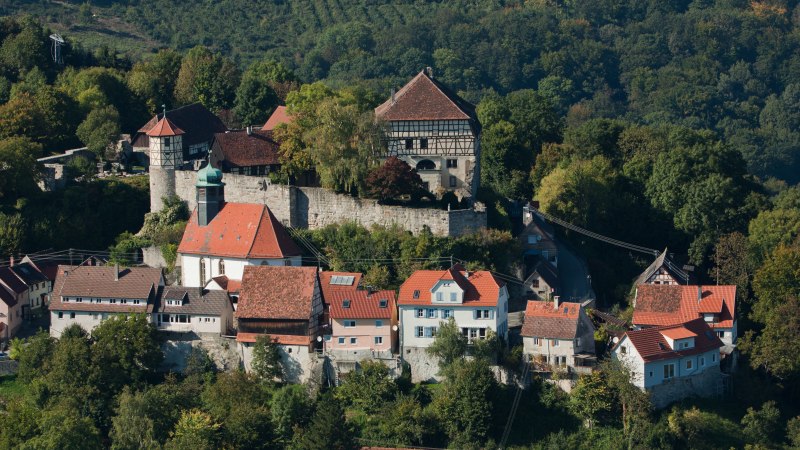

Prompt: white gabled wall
[{"left": 181, "top": 254, "right": 302, "bottom": 287}]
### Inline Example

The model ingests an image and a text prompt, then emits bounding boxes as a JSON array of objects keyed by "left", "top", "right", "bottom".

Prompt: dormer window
[
  {"left": 378, "top": 299, "right": 388, "bottom": 308},
  {"left": 343, "top": 299, "right": 351, "bottom": 309},
  {"left": 413, "top": 290, "right": 420, "bottom": 299}
]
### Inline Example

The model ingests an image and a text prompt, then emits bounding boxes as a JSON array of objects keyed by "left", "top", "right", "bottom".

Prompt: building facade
[
  {"left": 521, "top": 299, "right": 595, "bottom": 370},
  {"left": 154, "top": 287, "right": 233, "bottom": 335},
  {"left": 375, "top": 69, "right": 481, "bottom": 200},
  {"left": 325, "top": 290, "right": 397, "bottom": 355},
  {"left": 9, "top": 258, "right": 51, "bottom": 311}
]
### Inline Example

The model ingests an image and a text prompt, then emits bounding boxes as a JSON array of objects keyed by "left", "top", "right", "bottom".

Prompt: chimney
[
  {"left": 114, "top": 263, "right": 119, "bottom": 281},
  {"left": 8, "top": 256, "right": 13, "bottom": 267},
  {"left": 553, "top": 295, "right": 560, "bottom": 310},
  {"left": 426, "top": 66, "right": 433, "bottom": 78},
  {"left": 246, "top": 126, "right": 253, "bottom": 135},
  {"left": 390, "top": 88, "right": 396, "bottom": 104},
  {"left": 697, "top": 285, "right": 702, "bottom": 303}
]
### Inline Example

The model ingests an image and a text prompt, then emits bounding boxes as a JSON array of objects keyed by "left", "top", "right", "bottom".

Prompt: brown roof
[
  {"left": 619, "top": 318, "right": 723, "bottom": 363},
  {"left": 133, "top": 103, "right": 227, "bottom": 148},
  {"left": 328, "top": 290, "right": 395, "bottom": 320},
  {"left": 210, "top": 276, "right": 241, "bottom": 294},
  {"left": 0, "top": 267, "right": 27, "bottom": 294},
  {"left": 521, "top": 300, "right": 586, "bottom": 340},
  {"left": 319, "top": 271, "right": 362, "bottom": 306},
  {"left": 178, "top": 203, "right": 301, "bottom": 259},
  {"left": 212, "top": 129, "right": 280, "bottom": 169},
  {"left": 236, "top": 266, "right": 319, "bottom": 320},
  {"left": 52, "top": 265, "right": 162, "bottom": 300},
  {"left": 156, "top": 287, "right": 231, "bottom": 316},
  {"left": 633, "top": 284, "right": 737, "bottom": 330},
  {"left": 375, "top": 70, "right": 476, "bottom": 122},
  {"left": 262, "top": 106, "right": 293, "bottom": 130},
  {"left": 146, "top": 116, "right": 185, "bottom": 137},
  {"left": 398, "top": 266, "right": 504, "bottom": 307}
]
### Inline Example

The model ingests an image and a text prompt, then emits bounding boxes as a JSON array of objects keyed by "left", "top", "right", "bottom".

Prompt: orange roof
[
  {"left": 263, "top": 106, "right": 293, "bottom": 130},
  {"left": 521, "top": 300, "right": 584, "bottom": 339},
  {"left": 328, "top": 290, "right": 395, "bottom": 320},
  {"left": 319, "top": 271, "right": 362, "bottom": 306},
  {"left": 375, "top": 70, "right": 475, "bottom": 121},
  {"left": 398, "top": 267, "right": 503, "bottom": 307},
  {"left": 660, "top": 326, "right": 696, "bottom": 340},
  {"left": 619, "top": 319, "right": 722, "bottom": 363},
  {"left": 178, "top": 203, "right": 301, "bottom": 259},
  {"left": 236, "top": 332, "right": 310, "bottom": 346},
  {"left": 633, "top": 284, "right": 736, "bottom": 330},
  {"left": 146, "top": 116, "right": 185, "bottom": 137}
]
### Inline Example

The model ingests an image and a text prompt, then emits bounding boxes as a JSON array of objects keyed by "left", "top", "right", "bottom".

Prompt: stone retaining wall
[
  {"left": 0, "top": 360, "right": 18, "bottom": 376},
  {"left": 649, "top": 368, "right": 723, "bottom": 409}
]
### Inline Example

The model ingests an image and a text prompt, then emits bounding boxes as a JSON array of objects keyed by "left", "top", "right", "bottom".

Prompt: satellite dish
[
  {"left": 316, "top": 336, "right": 322, "bottom": 342},
  {"left": 392, "top": 325, "right": 399, "bottom": 331}
]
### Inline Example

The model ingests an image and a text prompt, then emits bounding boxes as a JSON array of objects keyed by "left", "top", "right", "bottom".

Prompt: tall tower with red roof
[{"left": 147, "top": 115, "right": 185, "bottom": 212}]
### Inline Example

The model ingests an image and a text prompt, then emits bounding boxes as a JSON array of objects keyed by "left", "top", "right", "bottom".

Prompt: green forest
[{"left": 1, "top": 0, "right": 800, "bottom": 448}]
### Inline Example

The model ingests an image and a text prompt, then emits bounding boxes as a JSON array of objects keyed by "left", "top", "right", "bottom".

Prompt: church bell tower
[
  {"left": 196, "top": 162, "right": 224, "bottom": 226},
  {"left": 147, "top": 112, "right": 185, "bottom": 212}
]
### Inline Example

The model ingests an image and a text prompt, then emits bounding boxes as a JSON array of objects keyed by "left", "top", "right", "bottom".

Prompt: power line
[{"left": 499, "top": 361, "right": 531, "bottom": 449}]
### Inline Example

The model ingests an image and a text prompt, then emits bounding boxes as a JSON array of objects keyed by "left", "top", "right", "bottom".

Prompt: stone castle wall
[
  {"left": 174, "top": 170, "right": 486, "bottom": 236},
  {"left": 648, "top": 368, "right": 723, "bottom": 409}
]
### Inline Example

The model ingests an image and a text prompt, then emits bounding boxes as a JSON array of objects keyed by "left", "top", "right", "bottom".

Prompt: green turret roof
[{"left": 196, "top": 163, "right": 224, "bottom": 187}]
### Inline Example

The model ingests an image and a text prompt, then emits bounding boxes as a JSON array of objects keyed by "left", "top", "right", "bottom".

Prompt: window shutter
[
  {"left": 473, "top": 310, "right": 477, "bottom": 320},
  {"left": 490, "top": 310, "right": 495, "bottom": 320}
]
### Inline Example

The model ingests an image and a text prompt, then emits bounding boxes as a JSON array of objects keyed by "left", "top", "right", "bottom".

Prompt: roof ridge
[{"left": 246, "top": 204, "right": 267, "bottom": 259}]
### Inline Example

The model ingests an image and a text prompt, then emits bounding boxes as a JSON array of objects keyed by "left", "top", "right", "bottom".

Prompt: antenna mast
[{"left": 49, "top": 34, "right": 65, "bottom": 65}]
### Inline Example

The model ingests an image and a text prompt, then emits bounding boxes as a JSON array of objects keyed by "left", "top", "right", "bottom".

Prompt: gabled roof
[
  {"left": 0, "top": 267, "right": 27, "bottom": 294},
  {"left": 210, "top": 276, "right": 241, "bottom": 294},
  {"left": 319, "top": 271, "right": 362, "bottom": 306},
  {"left": 52, "top": 265, "right": 162, "bottom": 300},
  {"left": 236, "top": 266, "right": 319, "bottom": 320},
  {"left": 619, "top": 318, "right": 723, "bottom": 363},
  {"left": 146, "top": 116, "right": 185, "bottom": 137},
  {"left": 375, "top": 70, "right": 476, "bottom": 122},
  {"left": 634, "top": 248, "right": 690, "bottom": 286},
  {"left": 262, "top": 106, "right": 293, "bottom": 130},
  {"left": 212, "top": 129, "right": 281, "bottom": 169},
  {"left": 134, "top": 103, "right": 227, "bottom": 148},
  {"left": 0, "top": 285, "right": 17, "bottom": 308},
  {"left": 328, "top": 290, "right": 395, "bottom": 320},
  {"left": 526, "top": 259, "right": 559, "bottom": 290},
  {"left": 178, "top": 203, "right": 301, "bottom": 259},
  {"left": 521, "top": 300, "right": 587, "bottom": 340},
  {"left": 10, "top": 262, "right": 48, "bottom": 285},
  {"left": 155, "top": 287, "right": 231, "bottom": 316},
  {"left": 397, "top": 266, "right": 504, "bottom": 307},
  {"left": 633, "top": 284, "right": 737, "bottom": 329}
]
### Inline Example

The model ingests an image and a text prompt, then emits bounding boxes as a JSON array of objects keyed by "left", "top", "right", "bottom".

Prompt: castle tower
[
  {"left": 147, "top": 115, "right": 185, "bottom": 212},
  {"left": 196, "top": 162, "right": 225, "bottom": 226}
]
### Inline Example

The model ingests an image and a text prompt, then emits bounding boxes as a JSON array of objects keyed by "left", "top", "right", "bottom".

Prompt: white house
[
  {"left": 398, "top": 265, "right": 508, "bottom": 348},
  {"left": 374, "top": 68, "right": 481, "bottom": 199},
  {"left": 612, "top": 318, "right": 723, "bottom": 407},
  {"left": 154, "top": 287, "right": 233, "bottom": 335},
  {"left": 177, "top": 163, "right": 302, "bottom": 288},
  {"left": 520, "top": 299, "right": 595, "bottom": 371},
  {"left": 49, "top": 265, "right": 164, "bottom": 336}
]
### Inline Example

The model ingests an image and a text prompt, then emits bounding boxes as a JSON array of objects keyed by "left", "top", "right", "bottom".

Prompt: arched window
[
  {"left": 200, "top": 258, "right": 207, "bottom": 286},
  {"left": 218, "top": 259, "right": 225, "bottom": 275},
  {"left": 416, "top": 159, "right": 436, "bottom": 171}
]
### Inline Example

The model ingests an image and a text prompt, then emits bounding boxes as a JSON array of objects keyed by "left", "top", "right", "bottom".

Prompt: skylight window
[
  {"left": 379, "top": 299, "right": 388, "bottom": 308},
  {"left": 413, "top": 290, "right": 420, "bottom": 299},
  {"left": 343, "top": 299, "right": 351, "bottom": 308},
  {"left": 330, "top": 275, "right": 355, "bottom": 286}
]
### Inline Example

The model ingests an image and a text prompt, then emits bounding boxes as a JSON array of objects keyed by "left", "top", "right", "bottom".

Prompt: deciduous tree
[{"left": 366, "top": 156, "right": 424, "bottom": 202}]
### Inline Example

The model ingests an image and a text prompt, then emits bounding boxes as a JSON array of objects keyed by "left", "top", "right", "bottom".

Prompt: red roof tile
[
  {"left": 178, "top": 203, "right": 301, "bottom": 259},
  {"left": 620, "top": 318, "right": 723, "bottom": 363},
  {"left": 236, "top": 332, "right": 310, "bottom": 345},
  {"left": 319, "top": 271, "right": 362, "bottom": 306},
  {"left": 633, "top": 285, "right": 737, "bottom": 329},
  {"left": 328, "top": 290, "right": 395, "bottom": 319},
  {"left": 660, "top": 326, "right": 696, "bottom": 340},
  {"left": 236, "top": 266, "right": 319, "bottom": 320},
  {"left": 212, "top": 129, "right": 281, "bottom": 169},
  {"left": 375, "top": 71, "right": 476, "bottom": 121},
  {"left": 398, "top": 267, "right": 504, "bottom": 307},
  {"left": 520, "top": 300, "right": 585, "bottom": 339},
  {"left": 263, "top": 106, "right": 293, "bottom": 130},
  {"left": 146, "top": 116, "right": 185, "bottom": 137},
  {"left": 211, "top": 276, "right": 241, "bottom": 294}
]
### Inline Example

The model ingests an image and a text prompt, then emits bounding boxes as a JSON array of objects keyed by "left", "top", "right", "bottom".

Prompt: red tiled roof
[
  {"left": 521, "top": 300, "right": 583, "bottom": 339},
  {"left": 236, "top": 266, "right": 318, "bottom": 320},
  {"left": 211, "top": 276, "right": 241, "bottom": 294},
  {"left": 212, "top": 129, "right": 280, "bottom": 169},
  {"left": 660, "top": 326, "right": 696, "bottom": 340},
  {"left": 263, "top": 106, "right": 293, "bottom": 130},
  {"left": 178, "top": 203, "right": 301, "bottom": 259},
  {"left": 52, "top": 265, "right": 162, "bottom": 300},
  {"left": 328, "top": 290, "right": 395, "bottom": 319},
  {"left": 397, "top": 267, "right": 504, "bottom": 307},
  {"left": 620, "top": 318, "right": 723, "bottom": 363},
  {"left": 236, "top": 332, "right": 310, "bottom": 345},
  {"left": 146, "top": 116, "right": 185, "bottom": 137},
  {"left": 633, "top": 285, "right": 737, "bottom": 329},
  {"left": 319, "top": 271, "right": 362, "bottom": 306},
  {"left": 375, "top": 71, "right": 476, "bottom": 121}
]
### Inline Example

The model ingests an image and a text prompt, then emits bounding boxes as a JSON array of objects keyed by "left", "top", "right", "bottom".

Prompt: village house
[
  {"left": 8, "top": 257, "right": 51, "bottom": 312},
  {"left": 612, "top": 318, "right": 724, "bottom": 408},
  {"left": 132, "top": 103, "right": 227, "bottom": 165},
  {"left": 524, "top": 260, "right": 560, "bottom": 301},
  {"left": 236, "top": 266, "right": 324, "bottom": 383},
  {"left": 632, "top": 284, "right": 737, "bottom": 351},
  {"left": 177, "top": 164, "right": 302, "bottom": 288},
  {"left": 633, "top": 248, "right": 691, "bottom": 286},
  {"left": 325, "top": 289, "right": 397, "bottom": 357},
  {"left": 0, "top": 267, "right": 28, "bottom": 328},
  {"left": 375, "top": 68, "right": 481, "bottom": 199},
  {"left": 49, "top": 265, "right": 163, "bottom": 336},
  {"left": 520, "top": 299, "right": 596, "bottom": 374},
  {"left": 209, "top": 127, "right": 282, "bottom": 176},
  {"left": 318, "top": 271, "right": 362, "bottom": 325},
  {"left": 398, "top": 264, "right": 507, "bottom": 380},
  {"left": 0, "top": 284, "right": 22, "bottom": 344},
  {"left": 154, "top": 286, "right": 233, "bottom": 335}
]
